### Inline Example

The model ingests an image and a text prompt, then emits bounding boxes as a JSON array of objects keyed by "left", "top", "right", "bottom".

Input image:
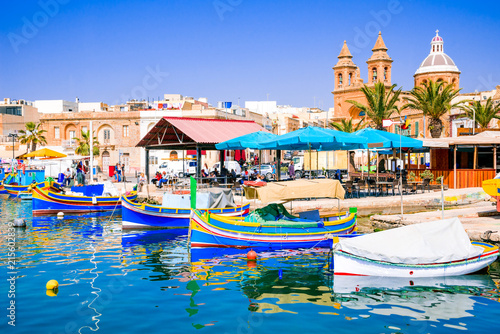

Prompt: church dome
[{"left": 415, "top": 31, "right": 460, "bottom": 75}]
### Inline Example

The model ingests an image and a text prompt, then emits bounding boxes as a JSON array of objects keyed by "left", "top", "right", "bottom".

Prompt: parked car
[
  {"left": 284, "top": 152, "right": 292, "bottom": 160},
  {"left": 247, "top": 164, "right": 273, "bottom": 180}
]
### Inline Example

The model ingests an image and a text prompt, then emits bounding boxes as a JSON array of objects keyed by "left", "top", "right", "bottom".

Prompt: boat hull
[
  {"left": 333, "top": 241, "right": 499, "bottom": 277},
  {"left": 190, "top": 209, "right": 357, "bottom": 250},
  {"left": 482, "top": 178, "right": 500, "bottom": 197},
  {"left": 32, "top": 186, "right": 137, "bottom": 215},
  {"left": 121, "top": 196, "right": 250, "bottom": 229}
]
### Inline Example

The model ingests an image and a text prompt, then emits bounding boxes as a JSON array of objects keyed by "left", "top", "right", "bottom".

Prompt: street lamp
[
  {"left": 8, "top": 133, "right": 18, "bottom": 162},
  {"left": 9, "top": 133, "right": 17, "bottom": 170}
]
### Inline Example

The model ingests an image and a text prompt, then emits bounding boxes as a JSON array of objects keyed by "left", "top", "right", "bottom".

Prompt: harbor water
[{"left": 1, "top": 198, "right": 500, "bottom": 333}]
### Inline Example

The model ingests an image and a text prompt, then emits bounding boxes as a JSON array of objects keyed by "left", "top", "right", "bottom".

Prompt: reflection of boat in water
[
  {"left": 121, "top": 229, "right": 188, "bottom": 248},
  {"left": 333, "top": 274, "right": 496, "bottom": 294},
  {"left": 333, "top": 274, "right": 498, "bottom": 327}
]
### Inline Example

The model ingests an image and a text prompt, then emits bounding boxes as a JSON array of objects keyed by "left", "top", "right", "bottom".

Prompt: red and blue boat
[
  {"left": 121, "top": 195, "right": 250, "bottom": 229},
  {"left": 32, "top": 185, "right": 137, "bottom": 215}
]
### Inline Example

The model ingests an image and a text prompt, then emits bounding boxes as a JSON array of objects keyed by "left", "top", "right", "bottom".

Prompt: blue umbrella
[
  {"left": 257, "top": 126, "right": 366, "bottom": 151},
  {"left": 215, "top": 131, "right": 277, "bottom": 150},
  {"left": 353, "top": 128, "right": 423, "bottom": 149}
]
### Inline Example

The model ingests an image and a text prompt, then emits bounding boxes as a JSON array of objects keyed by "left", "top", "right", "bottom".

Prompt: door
[
  {"left": 122, "top": 154, "right": 130, "bottom": 173},
  {"left": 102, "top": 151, "right": 110, "bottom": 176}
]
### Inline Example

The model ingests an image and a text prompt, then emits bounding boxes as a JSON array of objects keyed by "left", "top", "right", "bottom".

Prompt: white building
[
  {"left": 245, "top": 101, "right": 277, "bottom": 115},
  {"left": 78, "top": 102, "right": 108, "bottom": 112},
  {"left": 34, "top": 100, "right": 78, "bottom": 114}
]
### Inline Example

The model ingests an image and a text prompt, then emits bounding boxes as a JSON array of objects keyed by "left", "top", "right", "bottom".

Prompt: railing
[{"left": 408, "top": 169, "right": 495, "bottom": 189}]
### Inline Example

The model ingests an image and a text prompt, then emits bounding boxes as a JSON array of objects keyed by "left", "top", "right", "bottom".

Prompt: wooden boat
[
  {"left": 5, "top": 180, "right": 62, "bottom": 197},
  {"left": 189, "top": 203, "right": 358, "bottom": 250},
  {"left": 333, "top": 218, "right": 499, "bottom": 277},
  {"left": 32, "top": 185, "right": 138, "bottom": 215},
  {"left": 121, "top": 193, "right": 250, "bottom": 229}
]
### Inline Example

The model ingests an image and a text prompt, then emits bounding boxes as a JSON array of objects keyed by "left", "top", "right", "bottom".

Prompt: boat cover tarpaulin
[
  {"left": 162, "top": 188, "right": 235, "bottom": 209},
  {"left": 244, "top": 179, "right": 345, "bottom": 203},
  {"left": 335, "top": 218, "right": 483, "bottom": 264}
]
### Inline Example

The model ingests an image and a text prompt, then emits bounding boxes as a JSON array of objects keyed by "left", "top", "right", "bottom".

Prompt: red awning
[{"left": 136, "top": 117, "right": 267, "bottom": 149}]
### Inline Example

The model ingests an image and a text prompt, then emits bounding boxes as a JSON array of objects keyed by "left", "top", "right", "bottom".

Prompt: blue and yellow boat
[
  {"left": 190, "top": 203, "right": 358, "bottom": 250},
  {"left": 121, "top": 195, "right": 250, "bottom": 229},
  {"left": 32, "top": 185, "right": 138, "bottom": 215}
]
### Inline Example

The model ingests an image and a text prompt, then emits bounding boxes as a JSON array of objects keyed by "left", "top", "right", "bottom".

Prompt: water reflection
[{"left": 1, "top": 197, "right": 499, "bottom": 334}]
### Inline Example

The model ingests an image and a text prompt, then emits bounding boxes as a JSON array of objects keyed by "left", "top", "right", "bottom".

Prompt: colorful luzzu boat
[
  {"left": 3, "top": 168, "right": 50, "bottom": 197},
  {"left": 189, "top": 203, "right": 358, "bottom": 250},
  {"left": 4, "top": 179, "right": 62, "bottom": 197},
  {"left": 32, "top": 185, "right": 138, "bottom": 215},
  {"left": 333, "top": 218, "right": 499, "bottom": 277},
  {"left": 121, "top": 195, "right": 250, "bottom": 229}
]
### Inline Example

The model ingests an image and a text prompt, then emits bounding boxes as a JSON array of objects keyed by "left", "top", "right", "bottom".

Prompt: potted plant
[{"left": 420, "top": 169, "right": 434, "bottom": 182}]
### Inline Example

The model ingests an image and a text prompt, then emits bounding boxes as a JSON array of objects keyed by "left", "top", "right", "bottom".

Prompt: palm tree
[
  {"left": 74, "top": 130, "right": 100, "bottom": 156},
  {"left": 18, "top": 122, "right": 47, "bottom": 153},
  {"left": 330, "top": 118, "right": 366, "bottom": 133},
  {"left": 460, "top": 97, "right": 500, "bottom": 130},
  {"left": 404, "top": 80, "right": 461, "bottom": 138},
  {"left": 346, "top": 82, "right": 402, "bottom": 130}
]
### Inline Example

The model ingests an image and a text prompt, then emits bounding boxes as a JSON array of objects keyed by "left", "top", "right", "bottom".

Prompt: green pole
[{"left": 190, "top": 175, "right": 197, "bottom": 209}]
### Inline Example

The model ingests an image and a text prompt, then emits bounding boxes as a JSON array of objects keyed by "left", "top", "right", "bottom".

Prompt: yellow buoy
[
  {"left": 46, "top": 289, "right": 58, "bottom": 297},
  {"left": 46, "top": 279, "right": 59, "bottom": 290}
]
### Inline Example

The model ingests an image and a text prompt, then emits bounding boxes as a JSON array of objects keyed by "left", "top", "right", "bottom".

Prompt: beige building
[{"left": 0, "top": 99, "right": 40, "bottom": 158}]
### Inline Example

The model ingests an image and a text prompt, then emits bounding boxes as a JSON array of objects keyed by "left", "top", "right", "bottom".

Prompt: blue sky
[{"left": 1, "top": 0, "right": 499, "bottom": 109}]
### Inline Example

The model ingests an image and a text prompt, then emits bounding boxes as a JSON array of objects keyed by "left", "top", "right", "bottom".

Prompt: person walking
[
  {"left": 115, "top": 163, "right": 121, "bottom": 182},
  {"left": 288, "top": 161, "right": 295, "bottom": 180},
  {"left": 121, "top": 163, "right": 126, "bottom": 182}
]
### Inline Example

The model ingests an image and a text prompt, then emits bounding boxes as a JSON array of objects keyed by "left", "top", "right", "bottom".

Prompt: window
[
  {"left": 54, "top": 127, "right": 60, "bottom": 139},
  {"left": 415, "top": 122, "right": 419, "bottom": 137},
  {"left": 103, "top": 129, "right": 111, "bottom": 143},
  {"left": 123, "top": 125, "right": 129, "bottom": 137},
  {"left": 384, "top": 67, "right": 388, "bottom": 81},
  {"left": 69, "top": 130, "right": 76, "bottom": 139},
  {"left": 348, "top": 73, "right": 352, "bottom": 86},
  {"left": 81, "top": 126, "right": 88, "bottom": 134},
  {"left": 372, "top": 68, "right": 377, "bottom": 82},
  {"left": 338, "top": 73, "right": 343, "bottom": 87}
]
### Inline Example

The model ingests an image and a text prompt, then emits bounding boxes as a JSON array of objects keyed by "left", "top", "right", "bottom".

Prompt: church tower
[
  {"left": 366, "top": 32, "right": 393, "bottom": 85},
  {"left": 414, "top": 30, "right": 460, "bottom": 89},
  {"left": 332, "top": 41, "right": 366, "bottom": 119},
  {"left": 332, "top": 41, "right": 360, "bottom": 91}
]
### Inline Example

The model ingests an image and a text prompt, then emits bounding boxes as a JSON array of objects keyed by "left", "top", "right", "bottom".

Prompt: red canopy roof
[{"left": 136, "top": 117, "right": 267, "bottom": 150}]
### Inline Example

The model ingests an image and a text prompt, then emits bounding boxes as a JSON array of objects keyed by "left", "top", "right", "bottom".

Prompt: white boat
[{"left": 333, "top": 218, "right": 499, "bottom": 277}]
